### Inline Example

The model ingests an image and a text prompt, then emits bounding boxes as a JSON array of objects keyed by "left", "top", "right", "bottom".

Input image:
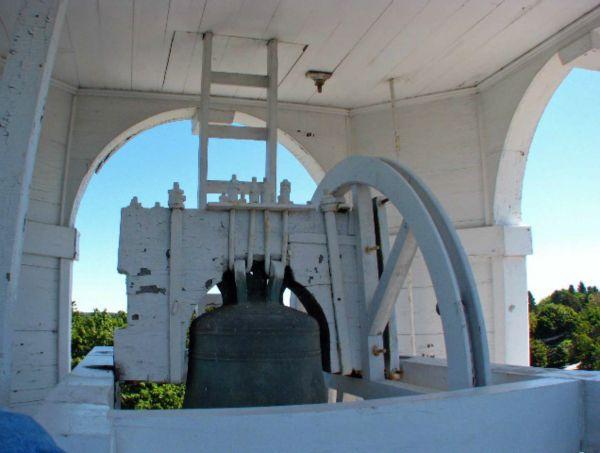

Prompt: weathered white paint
[
  {"left": 3, "top": 1, "right": 595, "bottom": 107},
  {"left": 35, "top": 348, "right": 600, "bottom": 453},
  {"left": 0, "top": 0, "right": 67, "bottom": 406},
  {"left": 22, "top": 220, "right": 77, "bottom": 259},
  {"left": 115, "top": 196, "right": 366, "bottom": 380},
  {"left": 6, "top": 3, "right": 598, "bottom": 414}
]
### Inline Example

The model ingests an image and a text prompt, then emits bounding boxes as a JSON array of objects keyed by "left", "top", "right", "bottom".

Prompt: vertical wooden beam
[
  {"left": 198, "top": 31, "right": 212, "bottom": 209},
  {"left": 373, "top": 197, "right": 400, "bottom": 373},
  {"left": 265, "top": 39, "right": 278, "bottom": 203},
  {"left": 57, "top": 94, "right": 77, "bottom": 381},
  {"left": 168, "top": 208, "right": 184, "bottom": 382},
  {"left": 353, "top": 186, "right": 384, "bottom": 381},
  {"left": 0, "top": 0, "right": 68, "bottom": 405},
  {"left": 321, "top": 195, "right": 353, "bottom": 374}
]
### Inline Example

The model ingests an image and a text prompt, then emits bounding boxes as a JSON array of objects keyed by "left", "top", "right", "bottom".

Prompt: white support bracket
[{"left": 368, "top": 221, "right": 418, "bottom": 336}]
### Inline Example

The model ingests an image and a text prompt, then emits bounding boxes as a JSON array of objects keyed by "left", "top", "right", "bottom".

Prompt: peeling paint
[
  {"left": 137, "top": 267, "right": 151, "bottom": 276},
  {"left": 136, "top": 285, "right": 166, "bottom": 295}
]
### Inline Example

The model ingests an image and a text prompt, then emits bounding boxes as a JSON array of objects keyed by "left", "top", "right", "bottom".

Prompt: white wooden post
[
  {"left": 373, "top": 198, "right": 409, "bottom": 373},
  {"left": 57, "top": 94, "right": 77, "bottom": 381},
  {"left": 321, "top": 195, "right": 353, "bottom": 374},
  {"left": 0, "top": 0, "right": 68, "bottom": 405},
  {"left": 265, "top": 39, "right": 278, "bottom": 203},
  {"left": 198, "top": 32, "right": 212, "bottom": 209},
  {"left": 168, "top": 183, "right": 186, "bottom": 381},
  {"left": 353, "top": 186, "right": 385, "bottom": 381}
]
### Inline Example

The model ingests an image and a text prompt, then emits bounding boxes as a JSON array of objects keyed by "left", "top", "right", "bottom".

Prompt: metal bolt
[{"left": 372, "top": 345, "right": 387, "bottom": 356}]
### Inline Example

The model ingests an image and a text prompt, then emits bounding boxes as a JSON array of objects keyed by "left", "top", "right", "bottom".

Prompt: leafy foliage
[
  {"left": 529, "top": 282, "right": 599, "bottom": 370},
  {"left": 120, "top": 382, "right": 184, "bottom": 410},
  {"left": 71, "top": 302, "right": 127, "bottom": 368},
  {"left": 71, "top": 302, "right": 184, "bottom": 409}
]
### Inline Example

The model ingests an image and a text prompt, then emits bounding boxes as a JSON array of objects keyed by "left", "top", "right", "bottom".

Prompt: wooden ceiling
[{"left": 1, "top": 0, "right": 598, "bottom": 108}]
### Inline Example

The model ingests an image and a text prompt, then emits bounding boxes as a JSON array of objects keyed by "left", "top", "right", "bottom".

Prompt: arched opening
[
  {"left": 68, "top": 109, "right": 323, "bottom": 227},
  {"left": 523, "top": 68, "right": 600, "bottom": 300},
  {"left": 69, "top": 110, "right": 322, "bottom": 371},
  {"left": 493, "top": 38, "right": 600, "bottom": 225}
]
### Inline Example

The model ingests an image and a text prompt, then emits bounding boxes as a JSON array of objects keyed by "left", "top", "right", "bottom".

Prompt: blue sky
[
  {"left": 73, "top": 68, "right": 599, "bottom": 311},
  {"left": 522, "top": 68, "right": 600, "bottom": 300},
  {"left": 73, "top": 127, "right": 315, "bottom": 311}
]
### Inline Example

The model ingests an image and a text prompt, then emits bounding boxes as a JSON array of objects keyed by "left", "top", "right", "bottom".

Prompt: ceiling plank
[
  {"left": 302, "top": 0, "right": 429, "bottom": 107},
  {"left": 262, "top": 0, "right": 317, "bottom": 43},
  {"left": 318, "top": 0, "right": 467, "bottom": 105},
  {"left": 429, "top": 0, "right": 600, "bottom": 93},
  {"left": 198, "top": 0, "right": 245, "bottom": 34},
  {"left": 99, "top": 0, "right": 134, "bottom": 90},
  {"left": 223, "top": 0, "right": 281, "bottom": 39},
  {"left": 278, "top": 0, "right": 392, "bottom": 104},
  {"left": 132, "top": 0, "right": 172, "bottom": 91},
  {"left": 67, "top": 0, "right": 106, "bottom": 87},
  {"left": 162, "top": 31, "right": 198, "bottom": 92},
  {"left": 166, "top": 0, "right": 207, "bottom": 32},
  {"left": 53, "top": 18, "right": 79, "bottom": 87}
]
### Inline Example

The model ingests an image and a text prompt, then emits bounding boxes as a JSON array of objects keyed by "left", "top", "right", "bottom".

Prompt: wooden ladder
[{"left": 197, "top": 32, "right": 278, "bottom": 208}]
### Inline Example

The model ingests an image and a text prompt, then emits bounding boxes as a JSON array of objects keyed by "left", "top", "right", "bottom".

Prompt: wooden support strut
[
  {"left": 321, "top": 195, "right": 353, "bottom": 375},
  {"left": 368, "top": 220, "right": 418, "bottom": 337},
  {"left": 0, "top": 0, "right": 68, "bottom": 404},
  {"left": 353, "top": 186, "right": 385, "bottom": 381},
  {"left": 372, "top": 196, "right": 403, "bottom": 373}
]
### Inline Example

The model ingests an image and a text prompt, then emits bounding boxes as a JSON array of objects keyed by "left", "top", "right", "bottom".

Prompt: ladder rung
[
  {"left": 208, "top": 125, "right": 267, "bottom": 141},
  {"left": 206, "top": 180, "right": 265, "bottom": 194},
  {"left": 211, "top": 71, "right": 269, "bottom": 88}
]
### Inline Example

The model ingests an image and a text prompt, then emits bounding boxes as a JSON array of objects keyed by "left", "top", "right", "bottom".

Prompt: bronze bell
[{"left": 183, "top": 263, "right": 327, "bottom": 408}]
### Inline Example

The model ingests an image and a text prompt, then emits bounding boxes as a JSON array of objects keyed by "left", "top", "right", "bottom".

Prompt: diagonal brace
[{"left": 368, "top": 221, "right": 418, "bottom": 336}]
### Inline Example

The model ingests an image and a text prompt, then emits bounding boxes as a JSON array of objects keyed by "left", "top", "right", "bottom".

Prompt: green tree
[
  {"left": 529, "top": 283, "right": 600, "bottom": 371},
  {"left": 71, "top": 303, "right": 127, "bottom": 367},
  {"left": 546, "top": 339, "right": 572, "bottom": 368},
  {"left": 534, "top": 303, "right": 579, "bottom": 340},
  {"left": 571, "top": 333, "right": 600, "bottom": 370},
  {"left": 530, "top": 339, "right": 548, "bottom": 367},
  {"left": 528, "top": 291, "right": 536, "bottom": 312},
  {"left": 72, "top": 302, "right": 185, "bottom": 409},
  {"left": 120, "top": 382, "right": 184, "bottom": 410}
]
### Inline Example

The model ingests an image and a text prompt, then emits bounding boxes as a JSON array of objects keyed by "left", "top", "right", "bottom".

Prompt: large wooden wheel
[{"left": 312, "top": 156, "right": 490, "bottom": 389}]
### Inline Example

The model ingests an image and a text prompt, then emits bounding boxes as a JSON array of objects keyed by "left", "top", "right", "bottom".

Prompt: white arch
[
  {"left": 68, "top": 108, "right": 324, "bottom": 226},
  {"left": 494, "top": 31, "right": 600, "bottom": 225}
]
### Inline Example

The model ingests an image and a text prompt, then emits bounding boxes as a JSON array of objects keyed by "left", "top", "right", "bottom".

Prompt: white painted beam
[
  {"left": 198, "top": 31, "right": 212, "bottom": 209},
  {"left": 23, "top": 221, "right": 78, "bottom": 259},
  {"left": 191, "top": 108, "right": 235, "bottom": 135},
  {"left": 0, "top": 0, "right": 68, "bottom": 405},
  {"left": 168, "top": 203, "right": 184, "bottom": 382},
  {"left": 373, "top": 197, "right": 401, "bottom": 372},
  {"left": 265, "top": 38, "right": 278, "bottom": 203},
  {"left": 321, "top": 196, "right": 353, "bottom": 374},
  {"left": 211, "top": 72, "right": 269, "bottom": 88},
  {"left": 352, "top": 186, "right": 385, "bottom": 381},
  {"left": 208, "top": 125, "right": 267, "bottom": 141},
  {"left": 205, "top": 179, "right": 265, "bottom": 195}
]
